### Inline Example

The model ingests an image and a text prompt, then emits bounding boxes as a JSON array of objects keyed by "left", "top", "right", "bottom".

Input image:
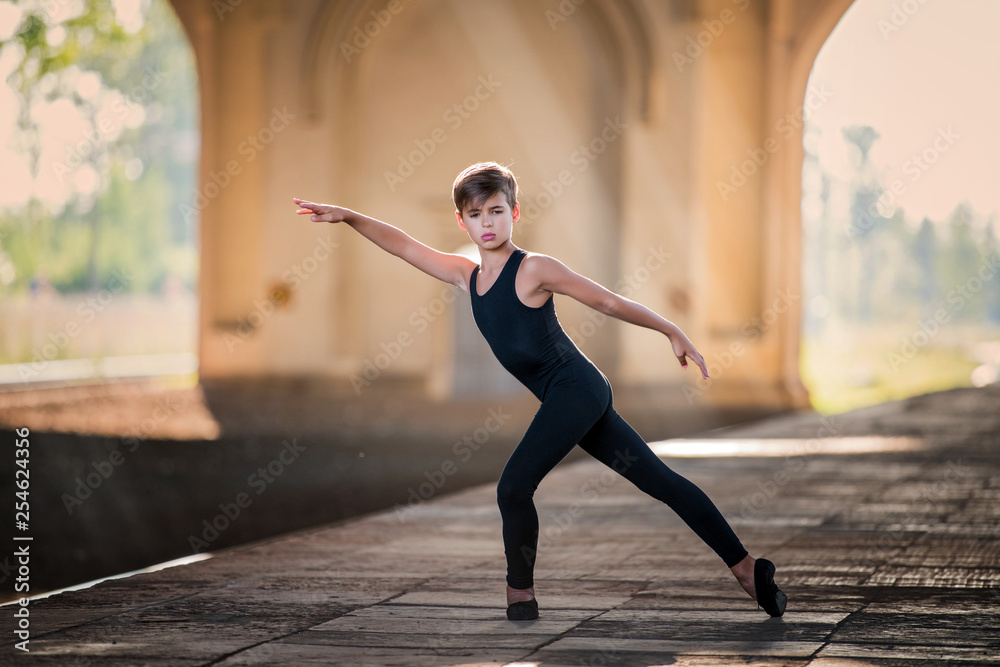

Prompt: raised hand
[{"left": 293, "top": 197, "right": 349, "bottom": 223}]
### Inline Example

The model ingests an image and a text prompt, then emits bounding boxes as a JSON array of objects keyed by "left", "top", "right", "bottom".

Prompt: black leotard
[
  {"left": 470, "top": 248, "right": 609, "bottom": 402},
  {"left": 470, "top": 248, "right": 747, "bottom": 589}
]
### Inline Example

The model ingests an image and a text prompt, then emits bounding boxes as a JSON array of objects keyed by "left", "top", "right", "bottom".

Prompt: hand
[
  {"left": 293, "top": 197, "right": 349, "bottom": 223},
  {"left": 668, "top": 329, "right": 710, "bottom": 380}
]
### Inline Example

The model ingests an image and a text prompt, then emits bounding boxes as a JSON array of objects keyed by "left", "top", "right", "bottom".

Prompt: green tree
[
  {"left": 842, "top": 124, "right": 885, "bottom": 323},
  {"left": 940, "top": 202, "right": 982, "bottom": 321},
  {"left": 984, "top": 218, "right": 1000, "bottom": 324},
  {"left": 915, "top": 217, "right": 936, "bottom": 315},
  {"left": 0, "top": 0, "right": 197, "bottom": 294}
]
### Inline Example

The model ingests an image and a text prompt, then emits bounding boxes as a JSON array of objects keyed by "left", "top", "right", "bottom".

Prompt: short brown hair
[{"left": 452, "top": 162, "right": 518, "bottom": 215}]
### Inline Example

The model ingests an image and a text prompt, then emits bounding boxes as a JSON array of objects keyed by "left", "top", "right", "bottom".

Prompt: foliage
[
  {"left": 802, "top": 124, "right": 1000, "bottom": 413},
  {"left": 0, "top": 0, "right": 197, "bottom": 294}
]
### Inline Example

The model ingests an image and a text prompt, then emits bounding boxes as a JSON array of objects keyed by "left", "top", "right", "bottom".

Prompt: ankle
[
  {"left": 506, "top": 584, "right": 535, "bottom": 605},
  {"left": 730, "top": 554, "right": 755, "bottom": 580},
  {"left": 730, "top": 555, "right": 757, "bottom": 598}
]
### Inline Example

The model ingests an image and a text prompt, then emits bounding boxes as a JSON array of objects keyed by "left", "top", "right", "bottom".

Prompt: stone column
[{"left": 177, "top": 0, "right": 285, "bottom": 376}]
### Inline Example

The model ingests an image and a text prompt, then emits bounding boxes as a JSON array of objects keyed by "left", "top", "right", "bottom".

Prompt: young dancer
[{"left": 293, "top": 161, "right": 786, "bottom": 621}]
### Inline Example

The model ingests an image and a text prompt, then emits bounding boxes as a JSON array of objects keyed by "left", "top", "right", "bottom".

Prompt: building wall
[{"left": 169, "top": 0, "right": 855, "bottom": 410}]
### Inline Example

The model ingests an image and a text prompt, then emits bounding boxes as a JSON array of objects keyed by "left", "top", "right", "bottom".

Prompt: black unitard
[{"left": 469, "top": 248, "right": 748, "bottom": 589}]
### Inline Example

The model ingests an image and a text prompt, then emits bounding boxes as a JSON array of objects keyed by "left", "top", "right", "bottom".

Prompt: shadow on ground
[{"left": 0, "top": 375, "right": 776, "bottom": 596}]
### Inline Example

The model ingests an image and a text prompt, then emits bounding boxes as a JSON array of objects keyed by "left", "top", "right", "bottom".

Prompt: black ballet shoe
[
  {"left": 506, "top": 598, "right": 538, "bottom": 621},
  {"left": 754, "top": 558, "right": 787, "bottom": 617}
]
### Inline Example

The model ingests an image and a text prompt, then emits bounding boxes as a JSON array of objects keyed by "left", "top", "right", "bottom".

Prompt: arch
[
  {"left": 300, "top": 0, "right": 659, "bottom": 124},
  {"left": 788, "top": 0, "right": 858, "bottom": 96},
  {"left": 767, "top": 0, "right": 857, "bottom": 406},
  {"left": 299, "top": 0, "right": 654, "bottom": 396}
]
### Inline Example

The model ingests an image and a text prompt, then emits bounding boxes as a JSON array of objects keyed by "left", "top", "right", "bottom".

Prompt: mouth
[{"left": 481, "top": 233, "right": 496, "bottom": 241}]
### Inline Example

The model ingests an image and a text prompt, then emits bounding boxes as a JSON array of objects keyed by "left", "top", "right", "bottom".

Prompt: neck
[{"left": 478, "top": 240, "right": 518, "bottom": 271}]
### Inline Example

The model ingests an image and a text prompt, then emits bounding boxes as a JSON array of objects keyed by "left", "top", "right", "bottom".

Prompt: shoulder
[
  {"left": 518, "top": 252, "right": 579, "bottom": 294},
  {"left": 519, "top": 251, "right": 565, "bottom": 275}
]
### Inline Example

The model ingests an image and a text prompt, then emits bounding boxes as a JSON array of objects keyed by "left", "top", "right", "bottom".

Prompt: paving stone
[
  {"left": 864, "top": 566, "right": 1000, "bottom": 588},
  {"left": 826, "top": 610, "right": 1000, "bottom": 648},
  {"left": 282, "top": 628, "right": 553, "bottom": 650},
  {"left": 817, "top": 643, "right": 1000, "bottom": 663},
  {"left": 310, "top": 614, "right": 579, "bottom": 636},
  {"left": 0, "top": 656, "right": 204, "bottom": 667},
  {"left": 806, "top": 658, "right": 979, "bottom": 667},
  {"left": 387, "top": 590, "right": 632, "bottom": 611},
  {"left": 3, "top": 383, "right": 1000, "bottom": 665},
  {"left": 530, "top": 635, "right": 826, "bottom": 657},
  {"left": 216, "top": 643, "right": 523, "bottom": 666},
  {"left": 348, "top": 603, "right": 585, "bottom": 621}
]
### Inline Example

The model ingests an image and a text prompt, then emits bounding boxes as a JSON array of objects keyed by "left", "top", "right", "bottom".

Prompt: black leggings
[{"left": 497, "top": 370, "right": 748, "bottom": 589}]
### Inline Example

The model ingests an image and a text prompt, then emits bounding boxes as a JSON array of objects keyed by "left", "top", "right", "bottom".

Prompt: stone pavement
[{"left": 3, "top": 383, "right": 999, "bottom": 666}]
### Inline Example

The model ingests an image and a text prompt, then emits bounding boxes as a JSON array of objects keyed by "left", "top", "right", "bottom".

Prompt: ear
[
  {"left": 455, "top": 210, "right": 467, "bottom": 231},
  {"left": 511, "top": 202, "right": 520, "bottom": 224}
]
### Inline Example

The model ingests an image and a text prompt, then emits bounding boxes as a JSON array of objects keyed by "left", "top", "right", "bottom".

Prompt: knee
[{"left": 496, "top": 474, "right": 533, "bottom": 512}]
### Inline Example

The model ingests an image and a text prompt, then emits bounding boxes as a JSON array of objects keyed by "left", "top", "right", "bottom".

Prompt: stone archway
[
  {"left": 163, "top": 0, "right": 864, "bottom": 412},
  {"left": 764, "top": 0, "right": 859, "bottom": 407},
  {"left": 299, "top": 0, "right": 661, "bottom": 397}
]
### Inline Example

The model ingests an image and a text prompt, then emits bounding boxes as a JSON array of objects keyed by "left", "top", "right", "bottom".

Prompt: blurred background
[{"left": 0, "top": 0, "right": 997, "bottom": 598}]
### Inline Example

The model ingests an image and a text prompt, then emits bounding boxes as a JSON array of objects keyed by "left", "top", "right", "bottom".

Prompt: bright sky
[{"left": 809, "top": 0, "right": 1000, "bottom": 223}]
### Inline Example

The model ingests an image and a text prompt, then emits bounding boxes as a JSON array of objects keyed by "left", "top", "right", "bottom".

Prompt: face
[{"left": 456, "top": 191, "right": 519, "bottom": 249}]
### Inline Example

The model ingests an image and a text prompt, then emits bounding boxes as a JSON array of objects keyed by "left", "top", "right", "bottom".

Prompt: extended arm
[
  {"left": 524, "top": 254, "right": 709, "bottom": 378},
  {"left": 293, "top": 198, "right": 474, "bottom": 291}
]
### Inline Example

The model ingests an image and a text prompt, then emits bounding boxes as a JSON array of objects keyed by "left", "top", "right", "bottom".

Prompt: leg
[
  {"left": 578, "top": 404, "right": 786, "bottom": 614},
  {"left": 497, "top": 386, "right": 606, "bottom": 594},
  {"left": 577, "top": 405, "right": 748, "bottom": 567}
]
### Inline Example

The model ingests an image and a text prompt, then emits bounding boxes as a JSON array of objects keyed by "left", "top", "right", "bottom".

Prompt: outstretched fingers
[{"left": 292, "top": 197, "right": 329, "bottom": 222}]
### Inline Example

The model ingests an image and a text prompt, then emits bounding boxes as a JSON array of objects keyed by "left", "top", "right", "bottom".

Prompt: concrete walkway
[{"left": 3, "top": 384, "right": 1000, "bottom": 666}]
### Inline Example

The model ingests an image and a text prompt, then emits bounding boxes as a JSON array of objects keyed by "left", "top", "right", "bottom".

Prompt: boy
[{"left": 293, "top": 161, "right": 786, "bottom": 620}]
